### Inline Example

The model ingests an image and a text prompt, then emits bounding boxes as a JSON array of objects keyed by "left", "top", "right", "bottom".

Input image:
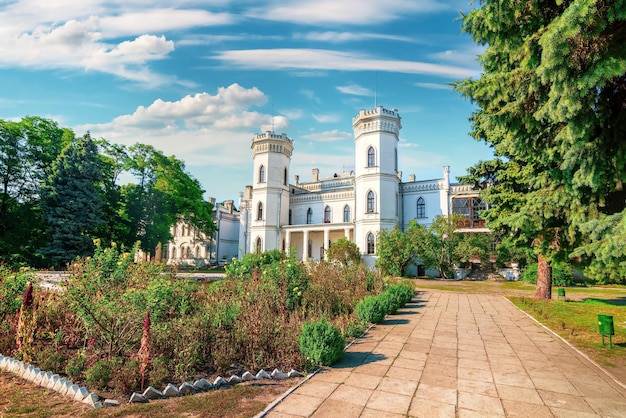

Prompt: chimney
[
  {"left": 208, "top": 197, "right": 216, "bottom": 205},
  {"left": 224, "top": 200, "right": 234, "bottom": 213},
  {"left": 409, "top": 174, "right": 416, "bottom": 182},
  {"left": 312, "top": 168, "right": 319, "bottom": 182},
  {"left": 245, "top": 185, "right": 253, "bottom": 200},
  {"left": 294, "top": 175, "right": 299, "bottom": 185}
]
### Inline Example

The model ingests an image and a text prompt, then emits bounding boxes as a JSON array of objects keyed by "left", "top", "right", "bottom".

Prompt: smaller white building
[{"left": 165, "top": 199, "right": 240, "bottom": 267}]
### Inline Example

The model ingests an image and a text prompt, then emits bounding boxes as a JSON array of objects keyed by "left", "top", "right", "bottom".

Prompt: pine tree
[
  {"left": 40, "top": 133, "right": 105, "bottom": 267},
  {"left": 455, "top": 1, "right": 626, "bottom": 296}
]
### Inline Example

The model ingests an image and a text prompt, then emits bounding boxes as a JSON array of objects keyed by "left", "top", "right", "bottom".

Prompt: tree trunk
[{"left": 534, "top": 254, "right": 552, "bottom": 300}]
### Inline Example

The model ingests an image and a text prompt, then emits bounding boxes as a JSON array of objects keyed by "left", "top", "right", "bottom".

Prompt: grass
[{"left": 509, "top": 296, "right": 626, "bottom": 373}]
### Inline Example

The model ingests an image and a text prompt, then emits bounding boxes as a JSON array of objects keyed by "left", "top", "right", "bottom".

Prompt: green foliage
[
  {"left": 355, "top": 296, "right": 385, "bottom": 324},
  {"left": 376, "top": 225, "right": 416, "bottom": 276},
  {"left": 85, "top": 359, "right": 116, "bottom": 390},
  {"left": 0, "top": 117, "right": 73, "bottom": 267},
  {"left": 521, "top": 262, "right": 574, "bottom": 287},
  {"left": 326, "top": 238, "right": 361, "bottom": 267},
  {"left": 0, "top": 267, "right": 33, "bottom": 317},
  {"left": 65, "top": 351, "right": 87, "bottom": 380},
  {"left": 299, "top": 319, "right": 345, "bottom": 367}
]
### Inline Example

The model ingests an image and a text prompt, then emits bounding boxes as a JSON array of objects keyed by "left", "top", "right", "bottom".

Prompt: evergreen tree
[
  {"left": 40, "top": 134, "right": 105, "bottom": 267},
  {"left": 455, "top": 1, "right": 626, "bottom": 296}
]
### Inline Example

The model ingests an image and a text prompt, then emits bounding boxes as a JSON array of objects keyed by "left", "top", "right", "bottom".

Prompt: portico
[{"left": 282, "top": 224, "right": 354, "bottom": 261}]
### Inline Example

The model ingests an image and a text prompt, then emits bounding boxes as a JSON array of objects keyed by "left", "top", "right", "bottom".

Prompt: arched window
[
  {"left": 186, "top": 246, "right": 192, "bottom": 258},
  {"left": 257, "top": 202, "right": 263, "bottom": 220},
  {"left": 343, "top": 205, "right": 351, "bottom": 223},
  {"left": 171, "top": 247, "right": 177, "bottom": 260},
  {"left": 416, "top": 197, "right": 426, "bottom": 218},
  {"left": 256, "top": 237, "right": 262, "bottom": 253},
  {"left": 259, "top": 165, "right": 265, "bottom": 183},
  {"left": 288, "top": 209, "right": 292, "bottom": 225},
  {"left": 307, "top": 208, "right": 313, "bottom": 224},
  {"left": 367, "top": 232, "right": 375, "bottom": 255},
  {"left": 307, "top": 239, "right": 312, "bottom": 258},
  {"left": 284, "top": 168, "right": 288, "bottom": 185},
  {"left": 195, "top": 246, "right": 200, "bottom": 258},
  {"left": 367, "top": 146, "right": 376, "bottom": 167},
  {"left": 324, "top": 206, "right": 331, "bottom": 223},
  {"left": 367, "top": 191, "right": 375, "bottom": 213}
]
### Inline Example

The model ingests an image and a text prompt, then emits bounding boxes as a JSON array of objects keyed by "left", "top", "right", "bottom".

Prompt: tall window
[
  {"left": 324, "top": 206, "right": 331, "bottom": 223},
  {"left": 367, "top": 191, "right": 375, "bottom": 213},
  {"left": 416, "top": 197, "right": 426, "bottom": 218},
  {"left": 367, "top": 232, "right": 375, "bottom": 255},
  {"left": 452, "top": 197, "right": 486, "bottom": 228},
  {"left": 307, "top": 208, "right": 313, "bottom": 224},
  {"left": 284, "top": 168, "right": 288, "bottom": 185},
  {"left": 257, "top": 202, "right": 263, "bottom": 220},
  {"left": 256, "top": 237, "right": 262, "bottom": 253},
  {"left": 307, "top": 239, "right": 312, "bottom": 258},
  {"left": 367, "top": 146, "right": 376, "bottom": 167},
  {"left": 259, "top": 165, "right": 265, "bottom": 183},
  {"left": 288, "top": 209, "right": 292, "bottom": 225},
  {"left": 343, "top": 205, "right": 351, "bottom": 222}
]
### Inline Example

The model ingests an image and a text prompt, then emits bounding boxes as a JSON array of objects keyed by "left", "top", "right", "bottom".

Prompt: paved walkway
[{"left": 265, "top": 291, "right": 626, "bottom": 417}]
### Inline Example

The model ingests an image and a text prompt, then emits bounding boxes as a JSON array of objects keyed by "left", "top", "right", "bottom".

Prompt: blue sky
[{"left": 0, "top": 0, "right": 493, "bottom": 203}]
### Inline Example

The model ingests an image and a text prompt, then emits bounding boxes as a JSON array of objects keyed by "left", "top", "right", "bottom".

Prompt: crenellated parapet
[
  {"left": 352, "top": 106, "right": 402, "bottom": 137},
  {"left": 252, "top": 131, "right": 293, "bottom": 157}
]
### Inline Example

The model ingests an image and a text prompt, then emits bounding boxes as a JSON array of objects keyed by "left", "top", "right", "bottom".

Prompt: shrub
[
  {"left": 355, "top": 296, "right": 385, "bottom": 324},
  {"left": 521, "top": 262, "right": 574, "bottom": 286},
  {"left": 85, "top": 359, "right": 117, "bottom": 390},
  {"left": 65, "top": 351, "right": 87, "bottom": 380},
  {"left": 112, "top": 357, "right": 141, "bottom": 393},
  {"left": 378, "top": 291, "right": 401, "bottom": 315},
  {"left": 299, "top": 319, "right": 345, "bottom": 367}
]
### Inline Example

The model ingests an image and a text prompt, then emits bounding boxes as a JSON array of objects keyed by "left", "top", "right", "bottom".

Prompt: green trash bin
[
  {"left": 598, "top": 314, "right": 614, "bottom": 348},
  {"left": 557, "top": 288, "right": 566, "bottom": 300}
]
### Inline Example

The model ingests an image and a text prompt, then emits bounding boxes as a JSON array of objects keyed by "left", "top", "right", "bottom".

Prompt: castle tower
[
  {"left": 249, "top": 131, "right": 293, "bottom": 253},
  {"left": 353, "top": 106, "right": 402, "bottom": 264}
]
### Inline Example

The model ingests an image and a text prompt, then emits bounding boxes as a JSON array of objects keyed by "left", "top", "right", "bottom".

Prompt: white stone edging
[{"left": 0, "top": 353, "right": 103, "bottom": 408}]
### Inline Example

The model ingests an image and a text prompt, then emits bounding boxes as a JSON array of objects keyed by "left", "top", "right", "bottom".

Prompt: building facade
[
  {"left": 165, "top": 199, "right": 241, "bottom": 267},
  {"left": 238, "top": 106, "right": 486, "bottom": 268}
]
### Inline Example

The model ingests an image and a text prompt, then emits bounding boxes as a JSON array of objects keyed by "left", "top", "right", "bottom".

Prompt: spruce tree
[
  {"left": 40, "top": 133, "right": 105, "bottom": 267},
  {"left": 455, "top": 1, "right": 626, "bottom": 296}
]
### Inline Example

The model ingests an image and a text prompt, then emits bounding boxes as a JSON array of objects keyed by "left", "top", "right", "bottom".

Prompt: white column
[
  {"left": 285, "top": 230, "right": 291, "bottom": 255},
  {"left": 323, "top": 229, "right": 330, "bottom": 260},
  {"left": 302, "top": 230, "right": 309, "bottom": 262},
  {"left": 344, "top": 228, "right": 350, "bottom": 240}
]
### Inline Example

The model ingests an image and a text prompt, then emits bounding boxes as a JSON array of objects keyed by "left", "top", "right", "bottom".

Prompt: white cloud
[
  {"left": 337, "top": 84, "right": 373, "bottom": 96},
  {"left": 301, "top": 129, "right": 352, "bottom": 142},
  {"left": 247, "top": 0, "right": 448, "bottom": 25},
  {"left": 414, "top": 82, "right": 451, "bottom": 90},
  {"left": 77, "top": 83, "right": 277, "bottom": 163},
  {"left": 312, "top": 114, "right": 340, "bottom": 123},
  {"left": 300, "top": 89, "right": 321, "bottom": 103},
  {"left": 98, "top": 9, "right": 234, "bottom": 38},
  {"left": 295, "top": 31, "right": 418, "bottom": 44},
  {"left": 213, "top": 49, "right": 479, "bottom": 79}
]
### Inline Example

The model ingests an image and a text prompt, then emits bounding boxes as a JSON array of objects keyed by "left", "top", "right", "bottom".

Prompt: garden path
[{"left": 262, "top": 291, "right": 626, "bottom": 417}]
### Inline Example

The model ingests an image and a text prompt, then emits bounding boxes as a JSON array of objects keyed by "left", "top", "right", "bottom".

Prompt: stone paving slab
[{"left": 264, "top": 291, "right": 626, "bottom": 417}]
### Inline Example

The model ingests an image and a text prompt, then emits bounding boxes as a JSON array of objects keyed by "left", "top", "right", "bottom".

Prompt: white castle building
[{"left": 238, "top": 105, "right": 487, "bottom": 269}]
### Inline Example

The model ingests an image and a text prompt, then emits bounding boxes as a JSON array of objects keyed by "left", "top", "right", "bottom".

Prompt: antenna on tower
[{"left": 374, "top": 71, "right": 378, "bottom": 107}]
